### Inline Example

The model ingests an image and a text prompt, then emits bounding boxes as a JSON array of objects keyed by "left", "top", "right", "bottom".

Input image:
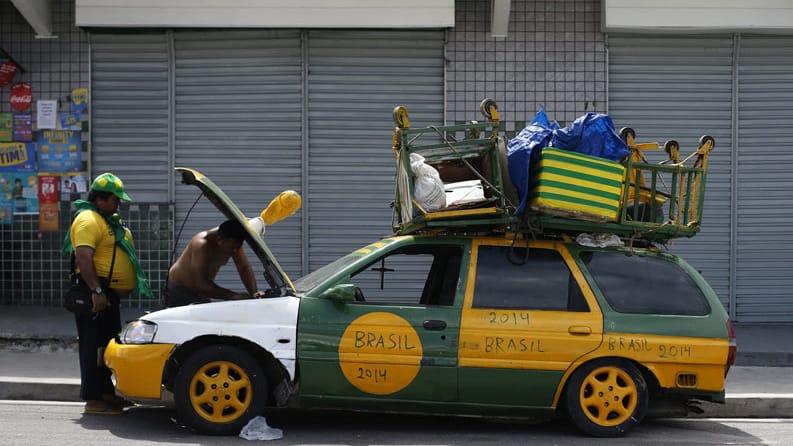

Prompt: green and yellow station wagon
[{"left": 104, "top": 101, "right": 735, "bottom": 437}]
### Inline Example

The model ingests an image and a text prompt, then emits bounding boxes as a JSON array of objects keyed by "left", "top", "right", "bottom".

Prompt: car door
[
  {"left": 457, "top": 238, "right": 603, "bottom": 409},
  {"left": 297, "top": 237, "right": 469, "bottom": 406}
]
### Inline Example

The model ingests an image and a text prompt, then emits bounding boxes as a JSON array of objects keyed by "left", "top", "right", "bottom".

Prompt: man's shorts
[{"left": 162, "top": 284, "right": 211, "bottom": 308}]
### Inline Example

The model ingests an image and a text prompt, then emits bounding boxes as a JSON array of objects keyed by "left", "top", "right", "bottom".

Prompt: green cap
[{"left": 91, "top": 172, "right": 131, "bottom": 202}]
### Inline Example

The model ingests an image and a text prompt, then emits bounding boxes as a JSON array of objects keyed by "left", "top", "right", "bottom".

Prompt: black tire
[
  {"left": 564, "top": 359, "right": 648, "bottom": 437},
  {"left": 174, "top": 345, "right": 268, "bottom": 435},
  {"left": 479, "top": 98, "right": 497, "bottom": 119},
  {"left": 663, "top": 140, "right": 679, "bottom": 156},
  {"left": 619, "top": 127, "right": 635, "bottom": 143},
  {"left": 699, "top": 135, "right": 715, "bottom": 149}
]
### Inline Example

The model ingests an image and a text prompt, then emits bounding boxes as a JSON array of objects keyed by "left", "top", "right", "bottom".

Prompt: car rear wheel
[
  {"left": 564, "top": 359, "right": 648, "bottom": 437},
  {"left": 174, "top": 345, "right": 268, "bottom": 435}
]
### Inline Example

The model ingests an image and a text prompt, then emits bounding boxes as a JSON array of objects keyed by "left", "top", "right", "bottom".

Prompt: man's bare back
[{"left": 166, "top": 221, "right": 258, "bottom": 306}]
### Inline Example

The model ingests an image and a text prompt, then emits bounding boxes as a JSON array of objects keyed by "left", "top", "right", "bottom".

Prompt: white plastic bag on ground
[
  {"left": 410, "top": 153, "right": 446, "bottom": 211},
  {"left": 239, "top": 416, "right": 284, "bottom": 441}
]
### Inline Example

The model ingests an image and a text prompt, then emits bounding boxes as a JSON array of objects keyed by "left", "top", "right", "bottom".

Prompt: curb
[
  {"left": 736, "top": 352, "right": 793, "bottom": 368},
  {"left": 693, "top": 395, "right": 793, "bottom": 418},
  {"left": 0, "top": 378, "right": 80, "bottom": 402}
]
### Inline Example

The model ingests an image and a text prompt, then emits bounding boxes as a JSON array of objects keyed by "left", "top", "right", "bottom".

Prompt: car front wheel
[
  {"left": 564, "top": 359, "right": 648, "bottom": 437},
  {"left": 174, "top": 345, "right": 268, "bottom": 435}
]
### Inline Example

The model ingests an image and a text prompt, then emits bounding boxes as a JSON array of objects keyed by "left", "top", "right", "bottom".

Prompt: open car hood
[{"left": 176, "top": 167, "right": 294, "bottom": 294}]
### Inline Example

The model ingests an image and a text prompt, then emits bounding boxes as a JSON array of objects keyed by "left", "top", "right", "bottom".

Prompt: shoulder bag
[{"left": 64, "top": 243, "right": 117, "bottom": 316}]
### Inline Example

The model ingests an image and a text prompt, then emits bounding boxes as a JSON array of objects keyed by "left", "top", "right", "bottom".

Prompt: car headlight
[{"left": 121, "top": 320, "right": 158, "bottom": 344}]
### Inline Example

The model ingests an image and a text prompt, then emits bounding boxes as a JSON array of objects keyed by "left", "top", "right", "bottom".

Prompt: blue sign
[{"left": 36, "top": 130, "right": 81, "bottom": 172}]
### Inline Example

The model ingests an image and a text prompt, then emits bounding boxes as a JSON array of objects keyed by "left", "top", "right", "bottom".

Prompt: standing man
[
  {"left": 63, "top": 172, "right": 152, "bottom": 414},
  {"left": 164, "top": 220, "right": 260, "bottom": 308}
]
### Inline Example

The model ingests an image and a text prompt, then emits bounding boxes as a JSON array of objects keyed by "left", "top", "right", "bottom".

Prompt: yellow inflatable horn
[{"left": 261, "top": 190, "right": 302, "bottom": 225}]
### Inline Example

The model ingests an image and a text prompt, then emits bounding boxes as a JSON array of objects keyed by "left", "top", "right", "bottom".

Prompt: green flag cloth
[{"left": 63, "top": 200, "right": 154, "bottom": 298}]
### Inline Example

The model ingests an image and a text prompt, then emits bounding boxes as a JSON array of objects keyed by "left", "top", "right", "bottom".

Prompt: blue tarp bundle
[{"left": 506, "top": 107, "right": 630, "bottom": 213}]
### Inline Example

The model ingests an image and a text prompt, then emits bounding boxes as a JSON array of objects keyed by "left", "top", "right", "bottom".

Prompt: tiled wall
[
  {"left": 447, "top": 0, "right": 607, "bottom": 137},
  {"left": 0, "top": 202, "right": 172, "bottom": 310},
  {"left": 0, "top": 0, "right": 88, "bottom": 117},
  {"left": 0, "top": 0, "right": 171, "bottom": 308}
]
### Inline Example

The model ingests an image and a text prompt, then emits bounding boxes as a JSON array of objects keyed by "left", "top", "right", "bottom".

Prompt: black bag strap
[{"left": 107, "top": 242, "right": 118, "bottom": 286}]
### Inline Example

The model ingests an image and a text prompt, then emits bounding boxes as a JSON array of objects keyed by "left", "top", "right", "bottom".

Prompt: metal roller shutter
[
  {"left": 306, "top": 29, "right": 445, "bottom": 271},
  {"left": 736, "top": 35, "right": 793, "bottom": 322},
  {"left": 172, "top": 30, "right": 304, "bottom": 286},
  {"left": 90, "top": 32, "right": 171, "bottom": 203},
  {"left": 90, "top": 29, "right": 444, "bottom": 295},
  {"left": 607, "top": 34, "right": 734, "bottom": 311}
]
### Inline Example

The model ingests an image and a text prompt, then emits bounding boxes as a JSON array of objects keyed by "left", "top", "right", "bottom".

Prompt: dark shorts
[{"left": 162, "top": 284, "right": 210, "bottom": 308}]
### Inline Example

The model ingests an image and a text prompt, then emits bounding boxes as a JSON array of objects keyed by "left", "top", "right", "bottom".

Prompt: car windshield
[{"left": 292, "top": 253, "right": 362, "bottom": 293}]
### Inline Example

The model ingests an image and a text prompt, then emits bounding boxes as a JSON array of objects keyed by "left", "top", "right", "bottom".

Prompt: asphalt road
[{"left": 2, "top": 400, "right": 793, "bottom": 445}]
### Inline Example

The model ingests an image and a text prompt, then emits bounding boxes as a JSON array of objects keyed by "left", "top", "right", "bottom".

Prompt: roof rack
[{"left": 390, "top": 100, "right": 714, "bottom": 244}]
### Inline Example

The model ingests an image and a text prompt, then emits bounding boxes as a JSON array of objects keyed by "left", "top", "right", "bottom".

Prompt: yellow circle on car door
[{"left": 338, "top": 312, "right": 423, "bottom": 395}]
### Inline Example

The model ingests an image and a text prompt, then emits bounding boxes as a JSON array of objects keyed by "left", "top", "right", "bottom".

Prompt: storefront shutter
[
  {"left": 608, "top": 34, "right": 735, "bottom": 311},
  {"left": 172, "top": 30, "right": 304, "bottom": 286},
  {"left": 90, "top": 32, "right": 171, "bottom": 203},
  {"left": 735, "top": 35, "right": 793, "bottom": 322},
  {"left": 306, "top": 29, "right": 445, "bottom": 271}
]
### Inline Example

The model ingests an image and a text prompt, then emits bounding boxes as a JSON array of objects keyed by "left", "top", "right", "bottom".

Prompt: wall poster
[{"left": 36, "top": 130, "right": 81, "bottom": 172}]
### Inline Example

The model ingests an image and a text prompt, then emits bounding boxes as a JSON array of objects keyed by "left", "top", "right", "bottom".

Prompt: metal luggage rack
[
  {"left": 391, "top": 99, "right": 518, "bottom": 235},
  {"left": 390, "top": 99, "right": 715, "bottom": 244},
  {"left": 524, "top": 129, "right": 715, "bottom": 244}
]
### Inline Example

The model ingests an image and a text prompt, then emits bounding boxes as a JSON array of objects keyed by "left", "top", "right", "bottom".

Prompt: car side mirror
[{"left": 319, "top": 284, "right": 356, "bottom": 303}]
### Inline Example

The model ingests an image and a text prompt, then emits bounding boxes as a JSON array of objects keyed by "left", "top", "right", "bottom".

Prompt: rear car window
[
  {"left": 579, "top": 251, "right": 711, "bottom": 316},
  {"left": 473, "top": 245, "right": 589, "bottom": 311}
]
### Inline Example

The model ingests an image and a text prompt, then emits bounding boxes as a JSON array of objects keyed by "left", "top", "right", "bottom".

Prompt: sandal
[
  {"left": 103, "top": 395, "right": 134, "bottom": 408},
  {"left": 83, "top": 401, "right": 124, "bottom": 415}
]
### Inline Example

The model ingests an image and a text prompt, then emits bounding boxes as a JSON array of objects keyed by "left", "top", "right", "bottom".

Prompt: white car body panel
[{"left": 140, "top": 296, "right": 301, "bottom": 378}]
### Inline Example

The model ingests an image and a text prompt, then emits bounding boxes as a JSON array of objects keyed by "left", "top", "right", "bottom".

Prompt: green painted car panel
[{"left": 566, "top": 243, "right": 729, "bottom": 339}]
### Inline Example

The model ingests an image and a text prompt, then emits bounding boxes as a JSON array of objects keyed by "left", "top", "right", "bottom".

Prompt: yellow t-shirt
[{"left": 70, "top": 210, "right": 137, "bottom": 291}]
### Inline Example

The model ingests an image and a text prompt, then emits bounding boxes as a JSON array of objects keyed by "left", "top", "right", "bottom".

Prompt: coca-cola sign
[
  {"left": 0, "top": 61, "right": 16, "bottom": 87},
  {"left": 10, "top": 82, "right": 32, "bottom": 112}
]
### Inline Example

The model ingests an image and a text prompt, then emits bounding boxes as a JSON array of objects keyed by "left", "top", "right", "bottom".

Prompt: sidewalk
[{"left": 0, "top": 305, "right": 791, "bottom": 418}]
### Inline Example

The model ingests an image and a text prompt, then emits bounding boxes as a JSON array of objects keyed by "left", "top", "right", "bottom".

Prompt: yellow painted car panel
[
  {"left": 459, "top": 239, "right": 604, "bottom": 370},
  {"left": 594, "top": 333, "right": 729, "bottom": 391},
  {"left": 104, "top": 340, "right": 174, "bottom": 399}
]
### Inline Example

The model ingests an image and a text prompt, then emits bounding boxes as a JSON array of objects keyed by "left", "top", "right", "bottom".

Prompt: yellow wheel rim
[
  {"left": 578, "top": 366, "right": 638, "bottom": 427},
  {"left": 189, "top": 360, "right": 252, "bottom": 423}
]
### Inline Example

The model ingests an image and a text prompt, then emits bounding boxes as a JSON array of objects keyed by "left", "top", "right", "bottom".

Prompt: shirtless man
[{"left": 164, "top": 220, "right": 260, "bottom": 308}]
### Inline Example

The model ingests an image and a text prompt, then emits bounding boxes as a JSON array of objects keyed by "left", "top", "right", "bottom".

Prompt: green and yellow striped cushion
[{"left": 529, "top": 147, "right": 625, "bottom": 222}]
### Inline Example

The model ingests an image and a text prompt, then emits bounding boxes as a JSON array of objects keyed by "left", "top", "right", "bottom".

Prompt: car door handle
[
  {"left": 568, "top": 325, "right": 592, "bottom": 335},
  {"left": 423, "top": 320, "right": 447, "bottom": 330}
]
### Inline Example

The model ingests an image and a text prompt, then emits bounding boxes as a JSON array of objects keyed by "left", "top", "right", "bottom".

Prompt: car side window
[
  {"left": 579, "top": 251, "right": 711, "bottom": 316},
  {"left": 473, "top": 245, "right": 589, "bottom": 311},
  {"left": 350, "top": 245, "right": 463, "bottom": 306}
]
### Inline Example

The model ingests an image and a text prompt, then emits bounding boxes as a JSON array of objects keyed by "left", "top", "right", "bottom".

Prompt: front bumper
[{"left": 104, "top": 339, "right": 175, "bottom": 399}]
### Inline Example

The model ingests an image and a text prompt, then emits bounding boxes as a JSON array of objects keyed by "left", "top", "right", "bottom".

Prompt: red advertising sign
[
  {"left": 10, "top": 83, "right": 32, "bottom": 112},
  {"left": 0, "top": 61, "right": 16, "bottom": 88},
  {"left": 38, "top": 175, "right": 60, "bottom": 232},
  {"left": 38, "top": 175, "right": 59, "bottom": 203}
]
